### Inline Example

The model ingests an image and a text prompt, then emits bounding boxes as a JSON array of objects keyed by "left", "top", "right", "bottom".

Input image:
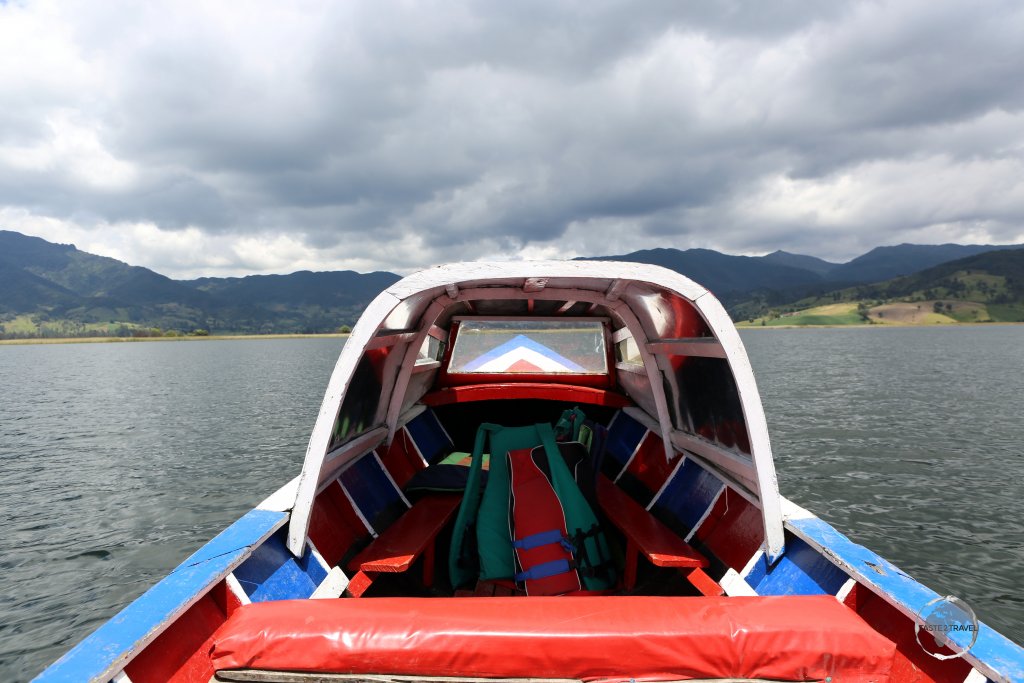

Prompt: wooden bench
[
  {"left": 597, "top": 476, "right": 723, "bottom": 596},
  {"left": 345, "top": 493, "right": 461, "bottom": 598}
]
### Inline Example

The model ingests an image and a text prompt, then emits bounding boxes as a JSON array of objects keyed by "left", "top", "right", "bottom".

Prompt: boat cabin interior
[
  {"left": 290, "top": 262, "right": 781, "bottom": 604},
  {"left": 205, "top": 264, "right": 968, "bottom": 682},
  {"left": 62, "top": 263, "right": 1009, "bottom": 683}
]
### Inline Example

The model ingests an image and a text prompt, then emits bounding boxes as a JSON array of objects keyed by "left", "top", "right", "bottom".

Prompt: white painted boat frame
[{"left": 286, "top": 261, "right": 785, "bottom": 562}]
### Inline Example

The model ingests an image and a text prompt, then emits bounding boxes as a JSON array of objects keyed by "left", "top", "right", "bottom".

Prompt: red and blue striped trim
[
  {"left": 789, "top": 515, "right": 1024, "bottom": 682},
  {"left": 36, "top": 508, "right": 285, "bottom": 683}
]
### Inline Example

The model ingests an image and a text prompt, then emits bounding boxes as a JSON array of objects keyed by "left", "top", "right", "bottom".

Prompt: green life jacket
[{"left": 448, "top": 414, "right": 614, "bottom": 592}]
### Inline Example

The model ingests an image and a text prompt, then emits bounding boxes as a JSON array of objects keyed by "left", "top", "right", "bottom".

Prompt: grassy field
[
  {"left": 737, "top": 297, "right": 1024, "bottom": 327},
  {"left": 744, "top": 303, "right": 864, "bottom": 327},
  {"left": 0, "top": 315, "right": 148, "bottom": 338},
  {"left": 987, "top": 302, "right": 1024, "bottom": 322},
  {"left": 867, "top": 301, "right": 985, "bottom": 324},
  {"left": 2, "top": 315, "right": 39, "bottom": 334},
  {"left": 734, "top": 256, "right": 1024, "bottom": 327}
]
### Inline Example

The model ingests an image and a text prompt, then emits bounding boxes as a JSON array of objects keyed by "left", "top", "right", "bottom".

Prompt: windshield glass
[{"left": 448, "top": 319, "right": 607, "bottom": 375}]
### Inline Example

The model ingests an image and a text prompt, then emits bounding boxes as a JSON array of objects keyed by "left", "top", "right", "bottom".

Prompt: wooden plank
[
  {"left": 382, "top": 297, "right": 453, "bottom": 459},
  {"left": 615, "top": 362, "right": 645, "bottom": 375},
  {"left": 350, "top": 494, "right": 460, "bottom": 573},
  {"left": 411, "top": 360, "right": 441, "bottom": 374},
  {"left": 449, "top": 315, "right": 610, "bottom": 323},
  {"left": 645, "top": 338, "right": 726, "bottom": 359},
  {"left": 604, "top": 278, "right": 628, "bottom": 301},
  {"left": 719, "top": 568, "right": 758, "bottom": 597},
  {"left": 367, "top": 332, "right": 418, "bottom": 350},
  {"left": 598, "top": 479, "right": 708, "bottom": 589},
  {"left": 421, "top": 384, "right": 632, "bottom": 408},
  {"left": 611, "top": 326, "right": 632, "bottom": 344},
  {"left": 320, "top": 428, "right": 389, "bottom": 476},
  {"left": 685, "top": 567, "right": 725, "bottom": 597},
  {"left": 345, "top": 494, "right": 461, "bottom": 597},
  {"left": 257, "top": 475, "right": 301, "bottom": 513},
  {"left": 555, "top": 300, "right": 576, "bottom": 314},
  {"left": 310, "top": 567, "right": 350, "bottom": 599},
  {"left": 597, "top": 476, "right": 706, "bottom": 578}
]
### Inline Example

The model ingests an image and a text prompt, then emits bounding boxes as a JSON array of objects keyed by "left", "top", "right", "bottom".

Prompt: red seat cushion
[{"left": 211, "top": 595, "right": 895, "bottom": 682}]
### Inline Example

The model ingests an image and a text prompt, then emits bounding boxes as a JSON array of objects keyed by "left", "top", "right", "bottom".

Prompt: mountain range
[
  {"left": 0, "top": 230, "right": 400, "bottom": 337},
  {"left": 1, "top": 229, "right": 1022, "bottom": 338},
  {"left": 585, "top": 243, "right": 1024, "bottom": 295}
]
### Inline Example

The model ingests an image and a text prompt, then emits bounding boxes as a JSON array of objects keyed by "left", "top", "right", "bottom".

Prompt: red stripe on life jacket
[{"left": 508, "top": 447, "right": 582, "bottom": 596}]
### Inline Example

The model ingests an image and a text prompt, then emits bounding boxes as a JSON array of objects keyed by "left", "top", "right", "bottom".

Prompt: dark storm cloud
[
  {"left": 812, "top": 4, "right": 1024, "bottom": 129},
  {"left": 1, "top": 0, "right": 1023, "bottom": 276}
]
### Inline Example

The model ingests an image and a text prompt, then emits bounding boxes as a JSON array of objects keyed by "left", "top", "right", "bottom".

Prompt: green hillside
[
  {"left": 737, "top": 248, "right": 1024, "bottom": 326},
  {"left": 0, "top": 230, "right": 400, "bottom": 338},
  {"left": 4, "top": 229, "right": 1023, "bottom": 339}
]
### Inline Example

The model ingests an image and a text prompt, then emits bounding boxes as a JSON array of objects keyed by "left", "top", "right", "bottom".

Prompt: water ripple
[
  {"left": 2, "top": 329, "right": 1022, "bottom": 680},
  {"left": 743, "top": 326, "right": 1024, "bottom": 647},
  {"left": 0, "top": 338, "right": 342, "bottom": 680}
]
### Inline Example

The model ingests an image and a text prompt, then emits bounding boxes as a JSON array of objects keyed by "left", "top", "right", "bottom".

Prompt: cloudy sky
[{"left": 1, "top": 0, "right": 1023, "bottom": 278}]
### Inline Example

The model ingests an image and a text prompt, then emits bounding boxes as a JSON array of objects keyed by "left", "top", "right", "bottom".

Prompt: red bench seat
[
  {"left": 211, "top": 595, "right": 896, "bottom": 682},
  {"left": 597, "top": 475, "right": 721, "bottom": 594},
  {"left": 345, "top": 493, "right": 461, "bottom": 598}
]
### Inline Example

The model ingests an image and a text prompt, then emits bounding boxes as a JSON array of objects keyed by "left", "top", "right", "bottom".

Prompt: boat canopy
[{"left": 287, "top": 261, "right": 785, "bottom": 562}]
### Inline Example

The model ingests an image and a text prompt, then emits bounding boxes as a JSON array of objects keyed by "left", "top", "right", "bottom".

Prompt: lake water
[{"left": 1, "top": 328, "right": 1022, "bottom": 680}]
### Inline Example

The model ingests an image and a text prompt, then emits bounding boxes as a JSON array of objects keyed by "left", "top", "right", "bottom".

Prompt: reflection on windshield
[{"left": 448, "top": 320, "right": 607, "bottom": 374}]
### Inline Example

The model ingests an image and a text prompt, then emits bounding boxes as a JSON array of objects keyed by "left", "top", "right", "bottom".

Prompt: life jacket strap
[
  {"left": 514, "top": 559, "right": 574, "bottom": 583},
  {"left": 513, "top": 529, "right": 576, "bottom": 553},
  {"left": 570, "top": 524, "right": 615, "bottom": 580}
]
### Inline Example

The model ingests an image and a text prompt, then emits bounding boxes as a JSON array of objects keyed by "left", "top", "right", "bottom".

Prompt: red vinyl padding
[{"left": 211, "top": 596, "right": 896, "bottom": 682}]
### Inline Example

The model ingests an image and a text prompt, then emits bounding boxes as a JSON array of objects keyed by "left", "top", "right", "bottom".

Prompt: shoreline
[
  {"left": 0, "top": 333, "right": 351, "bottom": 346},
  {"left": 736, "top": 320, "right": 1024, "bottom": 330}
]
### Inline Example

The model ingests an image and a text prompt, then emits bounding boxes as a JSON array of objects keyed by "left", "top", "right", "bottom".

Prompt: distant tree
[
  {"left": 945, "top": 302, "right": 953, "bottom": 312},
  {"left": 855, "top": 302, "right": 871, "bottom": 322},
  {"left": 191, "top": 329, "right": 209, "bottom": 336},
  {"left": 933, "top": 301, "right": 944, "bottom": 314},
  {"left": 338, "top": 324, "right": 352, "bottom": 334}
]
